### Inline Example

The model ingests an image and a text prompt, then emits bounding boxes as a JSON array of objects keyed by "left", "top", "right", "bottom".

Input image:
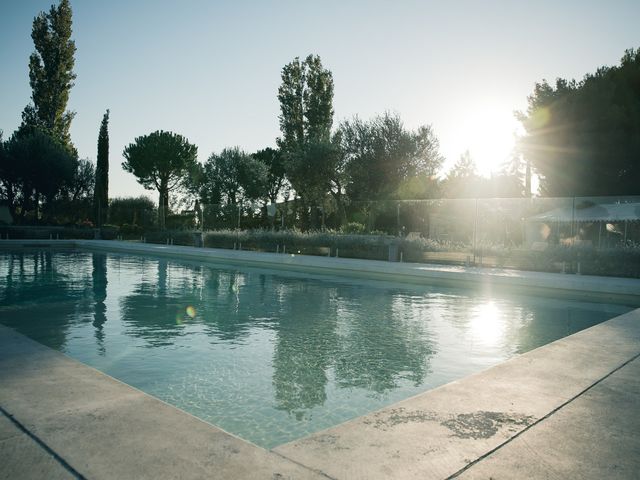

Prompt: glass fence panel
[{"left": 2, "top": 196, "right": 639, "bottom": 277}]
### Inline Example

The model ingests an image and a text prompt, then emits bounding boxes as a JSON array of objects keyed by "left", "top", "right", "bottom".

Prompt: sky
[{"left": 1, "top": 0, "right": 639, "bottom": 200}]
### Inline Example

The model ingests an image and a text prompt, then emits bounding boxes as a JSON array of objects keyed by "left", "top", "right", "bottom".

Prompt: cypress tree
[{"left": 94, "top": 110, "right": 109, "bottom": 227}]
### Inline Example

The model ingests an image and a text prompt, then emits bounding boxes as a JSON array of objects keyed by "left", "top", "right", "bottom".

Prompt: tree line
[
  {"left": 0, "top": 0, "right": 97, "bottom": 226},
  {"left": 120, "top": 54, "right": 520, "bottom": 231},
  {"left": 517, "top": 48, "right": 640, "bottom": 197},
  {"left": 1, "top": 0, "right": 638, "bottom": 233}
]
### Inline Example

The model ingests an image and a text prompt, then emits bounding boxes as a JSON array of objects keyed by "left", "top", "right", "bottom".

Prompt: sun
[{"left": 457, "top": 103, "right": 523, "bottom": 177}]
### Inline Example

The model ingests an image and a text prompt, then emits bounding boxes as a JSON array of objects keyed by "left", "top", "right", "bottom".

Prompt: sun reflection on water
[{"left": 470, "top": 301, "right": 504, "bottom": 347}]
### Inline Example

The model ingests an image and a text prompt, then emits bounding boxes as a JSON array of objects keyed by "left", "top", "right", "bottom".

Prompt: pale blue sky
[{"left": 1, "top": 0, "right": 638, "bottom": 198}]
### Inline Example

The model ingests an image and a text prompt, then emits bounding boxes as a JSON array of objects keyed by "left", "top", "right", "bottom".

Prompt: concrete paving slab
[
  {"left": 0, "top": 414, "right": 74, "bottom": 480},
  {"left": 274, "top": 309, "right": 640, "bottom": 479},
  {"left": 457, "top": 356, "right": 640, "bottom": 479},
  {"left": 0, "top": 413, "right": 22, "bottom": 442},
  {"left": 0, "top": 325, "right": 326, "bottom": 480}
]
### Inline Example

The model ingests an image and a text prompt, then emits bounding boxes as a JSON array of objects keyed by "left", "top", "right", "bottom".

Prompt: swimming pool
[{"left": 0, "top": 248, "right": 634, "bottom": 448}]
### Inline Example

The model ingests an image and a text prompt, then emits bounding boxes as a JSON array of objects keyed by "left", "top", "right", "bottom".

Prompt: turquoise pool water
[{"left": 0, "top": 249, "right": 633, "bottom": 448}]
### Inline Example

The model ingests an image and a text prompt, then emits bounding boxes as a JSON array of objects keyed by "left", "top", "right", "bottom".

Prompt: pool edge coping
[{"left": 3, "top": 238, "right": 640, "bottom": 303}]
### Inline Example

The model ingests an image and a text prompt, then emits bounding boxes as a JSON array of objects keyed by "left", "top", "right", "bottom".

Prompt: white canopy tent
[
  {"left": 526, "top": 201, "right": 640, "bottom": 247},
  {"left": 528, "top": 202, "right": 640, "bottom": 223}
]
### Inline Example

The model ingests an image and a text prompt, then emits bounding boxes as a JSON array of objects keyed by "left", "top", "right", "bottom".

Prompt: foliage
[
  {"left": 0, "top": 132, "right": 8, "bottom": 205},
  {"left": 443, "top": 151, "right": 523, "bottom": 198},
  {"left": 252, "top": 147, "right": 287, "bottom": 203},
  {"left": 165, "top": 212, "right": 196, "bottom": 230},
  {"left": 108, "top": 196, "right": 156, "bottom": 228},
  {"left": 283, "top": 137, "right": 345, "bottom": 230},
  {"left": 339, "top": 112, "right": 444, "bottom": 202},
  {"left": 0, "top": 1, "right": 88, "bottom": 226},
  {"left": 68, "top": 158, "right": 95, "bottom": 201},
  {"left": 118, "top": 223, "right": 144, "bottom": 238},
  {"left": 0, "top": 225, "right": 116, "bottom": 240},
  {"left": 277, "top": 54, "right": 336, "bottom": 216},
  {"left": 208, "top": 229, "right": 640, "bottom": 278},
  {"left": 286, "top": 137, "right": 342, "bottom": 205},
  {"left": 277, "top": 54, "right": 334, "bottom": 153},
  {"left": 2, "top": 128, "right": 77, "bottom": 222},
  {"left": 340, "top": 222, "right": 366, "bottom": 234},
  {"left": 517, "top": 48, "right": 640, "bottom": 196},
  {"left": 475, "top": 243, "right": 640, "bottom": 278},
  {"left": 143, "top": 229, "right": 197, "bottom": 246},
  {"left": 198, "top": 148, "right": 269, "bottom": 230},
  {"left": 94, "top": 110, "right": 109, "bottom": 226},
  {"left": 48, "top": 158, "right": 95, "bottom": 224},
  {"left": 122, "top": 130, "right": 198, "bottom": 228},
  {"left": 21, "top": 0, "right": 76, "bottom": 149},
  {"left": 448, "top": 150, "right": 476, "bottom": 180},
  {"left": 203, "top": 229, "right": 394, "bottom": 260},
  {"left": 201, "top": 147, "right": 268, "bottom": 207}
]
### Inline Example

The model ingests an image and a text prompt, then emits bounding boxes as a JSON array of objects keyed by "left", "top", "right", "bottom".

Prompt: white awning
[{"left": 528, "top": 202, "right": 640, "bottom": 222}]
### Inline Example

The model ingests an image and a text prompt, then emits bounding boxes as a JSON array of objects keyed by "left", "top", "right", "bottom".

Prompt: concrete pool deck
[{"left": 1, "top": 239, "right": 640, "bottom": 478}]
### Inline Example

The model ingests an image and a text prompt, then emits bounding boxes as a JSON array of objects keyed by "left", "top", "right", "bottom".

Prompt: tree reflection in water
[
  {"left": 271, "top": 280, "right": 436, "bottom": 418},
  {"left": 0, "top": 250, "right": 91, "bottom": 350},
  {"left": 92, "top": 253, "right": 108, "bottom": 355},
  {"left": 119, "top": 259, "right": 193, "bottom": 347},
  {"left": 271, "top": 280, "right": 339, "bottom": 419},
  {"left": 332, "top": 293, "right": 435, "bottom": 394},
  {"left": 115, "top": 259, "right": 437, "bottom": 419}
]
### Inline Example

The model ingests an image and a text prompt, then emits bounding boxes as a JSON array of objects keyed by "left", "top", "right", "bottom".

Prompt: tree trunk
[
  {"left": 330, "top": 190, "right": 346, "bottom": 228},
  {"left": 20, "top": 185, "right": 31, "bottom": 221},
  {"left": 158, "top": 183, "right": 168, "bottom": 230},
  {"left": 34, "top": 190, "right": 40, "bottom": 222},
  {"left": 6, "top": 183, "right": 17, "bottom": 220}
]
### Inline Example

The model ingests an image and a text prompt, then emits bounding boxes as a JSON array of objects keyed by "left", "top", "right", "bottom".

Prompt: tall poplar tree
[
  {"left": 277, "top": 54, "right": 334, "bottom": 153},
  {"left": 277, "top": 55, "right": 335, "bottom": 226},
  {"left": 94, "top": 110, "right": 109, "bottom": 226},
  {"left": 21, "top": 0, "right": 77, "bottom": 149}
]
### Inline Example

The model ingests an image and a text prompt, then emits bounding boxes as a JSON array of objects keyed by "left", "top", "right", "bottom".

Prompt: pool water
[{"left": 0, "top": 249, "right": 633, "bottom": 448}]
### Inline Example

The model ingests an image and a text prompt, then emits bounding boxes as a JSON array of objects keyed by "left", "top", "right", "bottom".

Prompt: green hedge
[
  {"left": 6, "top": 224, "right": 635, "bottom": 278},
  {"left": 0, "top": 225, "right": 118, "bottom": 240},
  {"left": 203, "top": 229, "right": 396, "bottom": 260},
  {"left": 474, "top": 244, "right": 640, "bottom": 278},
  {"left": 143, "top": 230, "right": 197, "bottom": 246},
  {"left": 147, "top": 229, "right": 640, "bottom": 278}
]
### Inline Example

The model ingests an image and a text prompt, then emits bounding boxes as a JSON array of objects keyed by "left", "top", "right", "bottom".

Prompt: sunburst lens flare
[
  {"left": 454, "top": 103, "right": 523, "bottom": 176},
  {"left": 530, "top": 107, "right": 551, "bottom": 129}
]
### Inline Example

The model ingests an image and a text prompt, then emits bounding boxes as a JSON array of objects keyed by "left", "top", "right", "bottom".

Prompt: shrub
[
  {"left": 109, "top": 196, "right": 156, "bottom": 228},
  {"left": 202, "top": 229, "right": 395, "bottom": 260},
  {"left": 340, "top": 222, "right": 366, "bottom": 234},
  {"left": 119, "top": 223, "right": 144, "bottom": 238},
  {"left": 144, "top": 229, "right": 197, "bottom": 246}
]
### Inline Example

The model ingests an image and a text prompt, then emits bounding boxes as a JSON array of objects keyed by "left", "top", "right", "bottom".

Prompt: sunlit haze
[
  {"left": 1, "top": 0, "right": 638, "bottom": 198},
  {"left": 454, "top": 100, "right": 524, "bottom": 176}
]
